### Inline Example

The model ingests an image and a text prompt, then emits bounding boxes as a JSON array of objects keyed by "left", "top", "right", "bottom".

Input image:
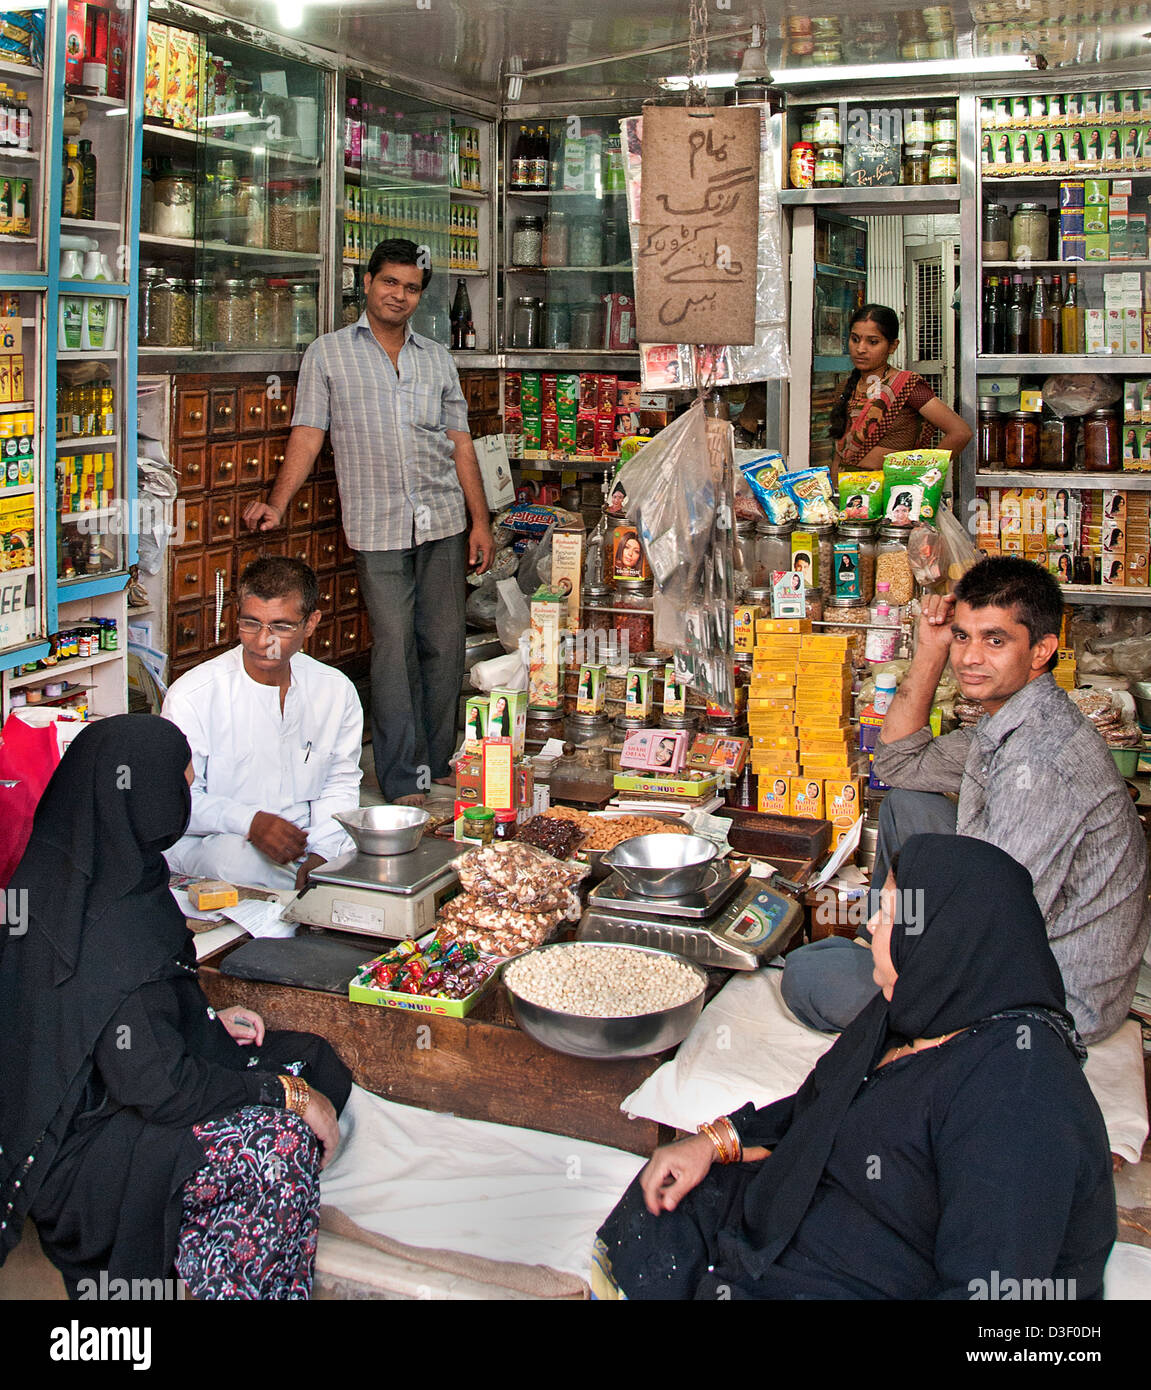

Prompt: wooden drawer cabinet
[{"left": 167, "top": 371, "right": 370, "bottom": 677}]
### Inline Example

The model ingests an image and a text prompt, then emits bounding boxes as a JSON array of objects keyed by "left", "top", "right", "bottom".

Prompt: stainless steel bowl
[
  {"left": 334, "top": 806, "right": 430, "bottom": 856},
  {"left": 1133, "top": 681, "right": 1151, "bottom": 729},
  {"left": 503, "top": 941, "right": 708, "bottom": 1060},
  {"left": 603, "top": 833, "right": 718, "bottom": 899}
]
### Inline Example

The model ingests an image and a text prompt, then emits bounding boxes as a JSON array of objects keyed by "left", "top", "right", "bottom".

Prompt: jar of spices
[
  {"left": 214, "top": 278, "right": 254, "bottom": 350},
  {"left": 982, "top": 202, "right": 1010, "bottom": 260},
  {"left": 152, "top": 171, "right": 195, "bottom": 240},
  {"left": 1010, "top": 203, "right": 1048, "bottom": 261},
  {"left": 138, "top": 266, "right": 166, "bottom": 346},
  {"left": 512, "top": 215, "right": 543, "bottom": 266},
  {"left": 542, "top": 210, "right": 569, "bottom": 266},
  {"left": 835, "top": 521, "right": 877, "bottom": 602},
  {"left": 493, "top": 809, "right": 518, "bottom": 841},
  {"left": 789, "top": 142, "right": 816, "bottom": 189},
  {"left": 804, "top": 586, "right": 824, "bottom": 624},
  {"left": 244, "top": 179, "right": 265, "bottom": 248},
  {"left": 904, "top": 107, "right": 932, "bottom": 145},
  {"left": 661, "top": 710, "right": 699, "bottom": 732},
  {"left": 614, "top": 710, "right": 652, "bottom": 737},
  {"left": 812, "top": 106, "right": 841, "bottom": 144},
  {"left": 581, "top": 582, "right": 614, "bottom": 657},
  {"left": 267, "top": 279, "right": 293, "bottom": 348},
  {"left": 162, "top": 277, "right": 193, "bottom": 347},
  {"left": 267, "top": 182, "right": 297, "bottom": 252},
  {"left": 814, "top": 145, "right": 843, "bottom": 187},
  {"left": 1039, "top": 414, "right": 1077, "bottom": 471},
  {"left": 754, "top": 520, "right": 793, "bottom": 587},
  {"left": 613, "top": 578, "right": 654, "bottom": 659},
  {"left": 977, "top": 401, "right": 1005, "bottom": 467},
  {"left": 525, "top": 708, "right": 565, "bottom": 746},
  {"left": 289, "top": 283, "right": 318, "bottom": 348},
  {"left": 931, "top": 105, "right": 958, "bottom": 142},
  {"left": 825, "top": 594, "right": 870, "bottom": 664},
  {"left": 903, "top": 146, "right": 930, "bottom": 185},
  {"left": 564, "top": 711, "right": 611, "bottom": 761},
  {"left": 928, "top": 141, "right": 957, "bottom": 184},
  {"left": 462, "top": 806, "right": 495, "bottom": 845},
  {"left": 1004, "top": 410, "right": 1039, "bottom": 469},
  {"left": 249, "top": 277, "right": 274, "bottom": 348},
  {"left": 188, "top": 278, "right": 209, "bottom": 345},
  {"left": 1083, "top": 409, "right": 1120, "bottom": 472},
  {"left": 875, "top": 526, "right": 916, "bottom": 605},
  {"left": 294, "top": 181, "right": 321, "bottom": 253},
  {"left": 569, "top": 216, "right": 604, "bottom": 267}
]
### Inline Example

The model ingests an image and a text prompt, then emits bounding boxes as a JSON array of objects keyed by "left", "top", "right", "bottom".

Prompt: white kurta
[{"left": 162, "top": 645, "right": 363, "bottom": 889}]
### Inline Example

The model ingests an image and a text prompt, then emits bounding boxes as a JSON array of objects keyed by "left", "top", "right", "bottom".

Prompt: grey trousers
[
  {"left": 779, "top": 789, "right": 959, "bottom": 1033},
  {"left": 354, "top": 532, "right": 467, "bottom": 803}
]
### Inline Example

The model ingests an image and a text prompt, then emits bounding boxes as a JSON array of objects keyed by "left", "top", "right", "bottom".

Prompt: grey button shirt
[
  {"left": 292, "top": 315, "right": 469, "bottom": 551},
  {"left": 874, "top": 672, "right": 1150, "bottom": 1044}
]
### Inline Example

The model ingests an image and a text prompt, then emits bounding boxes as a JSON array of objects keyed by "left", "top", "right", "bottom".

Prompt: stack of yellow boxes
[{"left": 750, "top": 619, "right": 863, "bottom": 842}]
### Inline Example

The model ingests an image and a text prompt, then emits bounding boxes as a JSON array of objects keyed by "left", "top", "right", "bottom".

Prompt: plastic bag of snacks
[
  {"left": 881, "top": 451, "right": 949, "bottom": 523},
  {"left": 739, "top": 454, "right": 798, "bottom": 524},
  {"left": 781, "top": 466, "right": 838, "bottom": 524},
  {"left": 492, "top": 503, "right": 583, "bottom": 548},
  {"left": 452, "top": 840, "right": 590, "bottom": 915},
  {"left": 838, "top": 471, "right": 884, "bottom": 521}
]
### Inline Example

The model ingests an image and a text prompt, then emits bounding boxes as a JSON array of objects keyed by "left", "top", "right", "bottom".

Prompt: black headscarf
[
  {"left": 717, "top": 834, "right": 1078, "bottom": 1282},
  {"left": 0, "top": 715, "right": 192, "bottom": 1258}
]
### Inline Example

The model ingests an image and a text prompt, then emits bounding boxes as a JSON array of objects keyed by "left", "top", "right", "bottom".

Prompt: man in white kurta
[{"left": 162, "top": 558, "right": 363, "bottom": 891}]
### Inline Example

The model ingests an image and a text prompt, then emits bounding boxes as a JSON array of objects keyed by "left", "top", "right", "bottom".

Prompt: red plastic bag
[{"left": 0, "top": 712, "right": 61, "bottom": 888}]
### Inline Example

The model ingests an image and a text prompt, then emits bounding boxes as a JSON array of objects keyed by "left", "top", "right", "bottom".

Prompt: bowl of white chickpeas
[{"left": 502, "top": 941, "right": 708, "bottom": 1060}]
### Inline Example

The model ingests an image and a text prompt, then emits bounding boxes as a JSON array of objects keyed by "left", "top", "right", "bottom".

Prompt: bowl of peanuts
[{"left": 502, "top": 941, "right": 708, "bottom": 1059}]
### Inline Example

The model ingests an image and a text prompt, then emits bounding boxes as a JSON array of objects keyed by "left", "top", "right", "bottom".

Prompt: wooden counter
[{"left": 199, "top": 938, "right": 676, "bottom": 1157}]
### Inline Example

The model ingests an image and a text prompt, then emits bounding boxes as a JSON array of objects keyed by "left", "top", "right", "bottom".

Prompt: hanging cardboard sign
[{"left": 635, "top": 105, "right": 759, "bottom": 346}]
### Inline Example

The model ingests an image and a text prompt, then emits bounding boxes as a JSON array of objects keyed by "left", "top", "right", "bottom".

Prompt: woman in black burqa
[
  {"left": 594, "top": 835, "right": 1116, "bottom": 1299},
  {"left": 0, "top": 715, "right": 351, "bottom": 1299}
]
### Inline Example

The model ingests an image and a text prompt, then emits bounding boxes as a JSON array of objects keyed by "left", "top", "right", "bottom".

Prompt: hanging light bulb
[{"left": 277, "top": 0, "right": 304, "bottom": 29}]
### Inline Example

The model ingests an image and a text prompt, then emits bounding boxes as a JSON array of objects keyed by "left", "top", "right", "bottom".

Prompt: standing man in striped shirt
[{"left": 243, "top": 239, "right": 494, "bottom": 806}]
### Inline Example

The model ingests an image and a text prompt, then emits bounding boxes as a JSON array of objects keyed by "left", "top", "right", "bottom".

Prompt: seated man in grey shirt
[{"left": 782, "top": 556, "right": 1150, "bottom": 1046}]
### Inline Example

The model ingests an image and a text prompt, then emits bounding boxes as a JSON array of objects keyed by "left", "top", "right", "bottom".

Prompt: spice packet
[
  {"left": 838, "top": 470, "right": 885, "bottom": 520},
  {"left": 781, "top": 467, "right": 839, "bottom": 525},
  {"left": 882, "top": 451, "right": 949, "bottom": 523},
  {"left": 738, "top": 452, "right": 798, "bottom": 524}
]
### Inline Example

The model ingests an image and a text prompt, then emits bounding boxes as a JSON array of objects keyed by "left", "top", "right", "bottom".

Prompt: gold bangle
[
  {"left": 279, "top": 1074, "right": 310, "bottom": 1116},
  {"left": 697, "top": 1121, "right": 731, "bottom": 1164},
  {"left": 716, "top": 1115, "right": 743, "bottom": 1164}
]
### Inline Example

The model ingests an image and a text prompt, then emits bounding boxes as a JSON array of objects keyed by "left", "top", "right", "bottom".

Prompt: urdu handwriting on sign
[
  {"left": 657, "top": 293, "right": 718, "bottom": 328},
  {"left": 654, "top": 178, "right": 753, "bottom": 218}
]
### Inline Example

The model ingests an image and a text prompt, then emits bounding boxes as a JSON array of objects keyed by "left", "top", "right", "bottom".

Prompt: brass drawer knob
[
  {"left": 188, "top": 409, "right": 203, "bottom": 423},
  {"left": 248, "top": 404, "right": 263, "bottom": 418},
  {"left": 219, "top": 459, "right": 234, "bottom": 474}
]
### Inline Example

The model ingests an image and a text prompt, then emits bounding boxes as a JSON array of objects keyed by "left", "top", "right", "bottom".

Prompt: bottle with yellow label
[{"left": 63, "top": 141, "right": 84, "bottom": 218}]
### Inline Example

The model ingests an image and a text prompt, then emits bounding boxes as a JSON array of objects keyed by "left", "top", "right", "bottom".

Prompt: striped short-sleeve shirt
[{"left": 291, "top": 315, "right": 470, "bottom": 551}]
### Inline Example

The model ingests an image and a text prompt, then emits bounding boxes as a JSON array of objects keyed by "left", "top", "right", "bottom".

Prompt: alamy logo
[
  {"left": 968, "top": 1270, "right": 1077, "bottom": 1300},
  {"left": 49, "top": 1320, "right": 154, "bottom": 1370}
]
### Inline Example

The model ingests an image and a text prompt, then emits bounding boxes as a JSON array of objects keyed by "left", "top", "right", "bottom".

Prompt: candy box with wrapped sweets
[{"left": 349, "top": 935, "right": 502, "bottom": 1019}]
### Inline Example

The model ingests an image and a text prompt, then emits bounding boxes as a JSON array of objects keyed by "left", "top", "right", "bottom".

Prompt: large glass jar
[
  {"left": 138, "top": 266, "right": 166, "bottom": 346},
  {"left": 836, "top": 520, "right": 877, "bottom": 602},
  {"left": 978, "top": 402, "right": 1005, "bottom": 468},
  {"left": 570, "top": 301, "right": 605, "bottom": 350},
  {"left": 290, "top": 283, "right": 318, "bottom": 348},
  {"left": 244, "top": 180, "right": 265, "bottom": 248},
  {"left": 512, "top": 215, "right": 543, "bottom": 267},
  {"left": 825, "top": 594, "right": 870, "bottom": 665},
  {"left": 613, "top": 579, "right": 654, "bottom": 660},
  {"left": 569, "top": 216, "right": 604, "bottom": 267},
  {"left": 734, "top": 520, "right": 755, "bottom": 584},
  {"left": 875, "top": 526, "right": 916, "bottom": 605},
  {"left": 510, "top": 295, "right": 541, "bottom": 349},
  {"left": 1039, "top": 414, "right": 1077, "bottom": 471},
  {"left": 982, "top": 202, "right": 1010, "bottom": 260},
  {"left": 207, "top": 160, "right": 243, "bottom": 245},
  {"left": 214, "top": 278, "right": 254, "bottom": 350},
  {"left": 152, "top": 172, "right": 195, "bottom": 240},
  {"left": 249, "top": 276, "right": 275, "bottom": 348},
  {"left": 267, "top": 279, "right": 293, "bottom": 348},
  {"left": 294, "top": 180, "right": 320, "bottom": 253},
  {"left": 139, "top": 167, "right": 155, "bottom": 235},
  {"left": 1083, "top": 409, "right": 1120, "bottom": 472},
  {"left": 1010, "top": 203, "right": 1048, "bottom": 261},
  {"left": 1004, "top": 410, "right": 1039, "bottom": 469},
  {"left": 162, "top": 277, "right": 193, "bottom": 347},
  {"left": 754, "top": 519, "right": 793, "bottom": 587},
  {"left": 581, "top": 582, "right": 613, "bottom": 659},
  {"left": 564, "top": 712, "right": 611, "bottom": 768},
  {"left": 267, "top": 182, "right": 297, "bottom": 251},
  {"left": 542, "top": 210, "right": 569, "bottom": 267}
]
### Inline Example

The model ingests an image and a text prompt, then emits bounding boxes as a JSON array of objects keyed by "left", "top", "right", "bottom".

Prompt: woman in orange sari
[{"left": 830, "top": 304, "right": 971, "bottom": 478}]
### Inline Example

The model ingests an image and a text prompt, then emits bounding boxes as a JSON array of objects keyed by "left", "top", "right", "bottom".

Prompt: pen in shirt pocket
[{"left": 303, "top": 741, "right": 312, "bottom": 762}]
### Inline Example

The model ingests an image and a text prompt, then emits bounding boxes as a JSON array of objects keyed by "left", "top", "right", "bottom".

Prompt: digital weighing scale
[
  {"left": 281, "top": 835, "right": 461, "bottom": 940},
  {"left": 577, "top": 859, "right": 804, "bottom": 970}
]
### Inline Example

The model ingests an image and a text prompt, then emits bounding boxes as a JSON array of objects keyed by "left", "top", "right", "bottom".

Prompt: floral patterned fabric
[{"left": 175, "top": 1106, "right": 321, "bottom": 1300}]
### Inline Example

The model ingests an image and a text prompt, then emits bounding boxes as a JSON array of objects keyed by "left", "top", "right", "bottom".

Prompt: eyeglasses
[{"left": 237, "top": 618, "right": 305, "bottom": 637}]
